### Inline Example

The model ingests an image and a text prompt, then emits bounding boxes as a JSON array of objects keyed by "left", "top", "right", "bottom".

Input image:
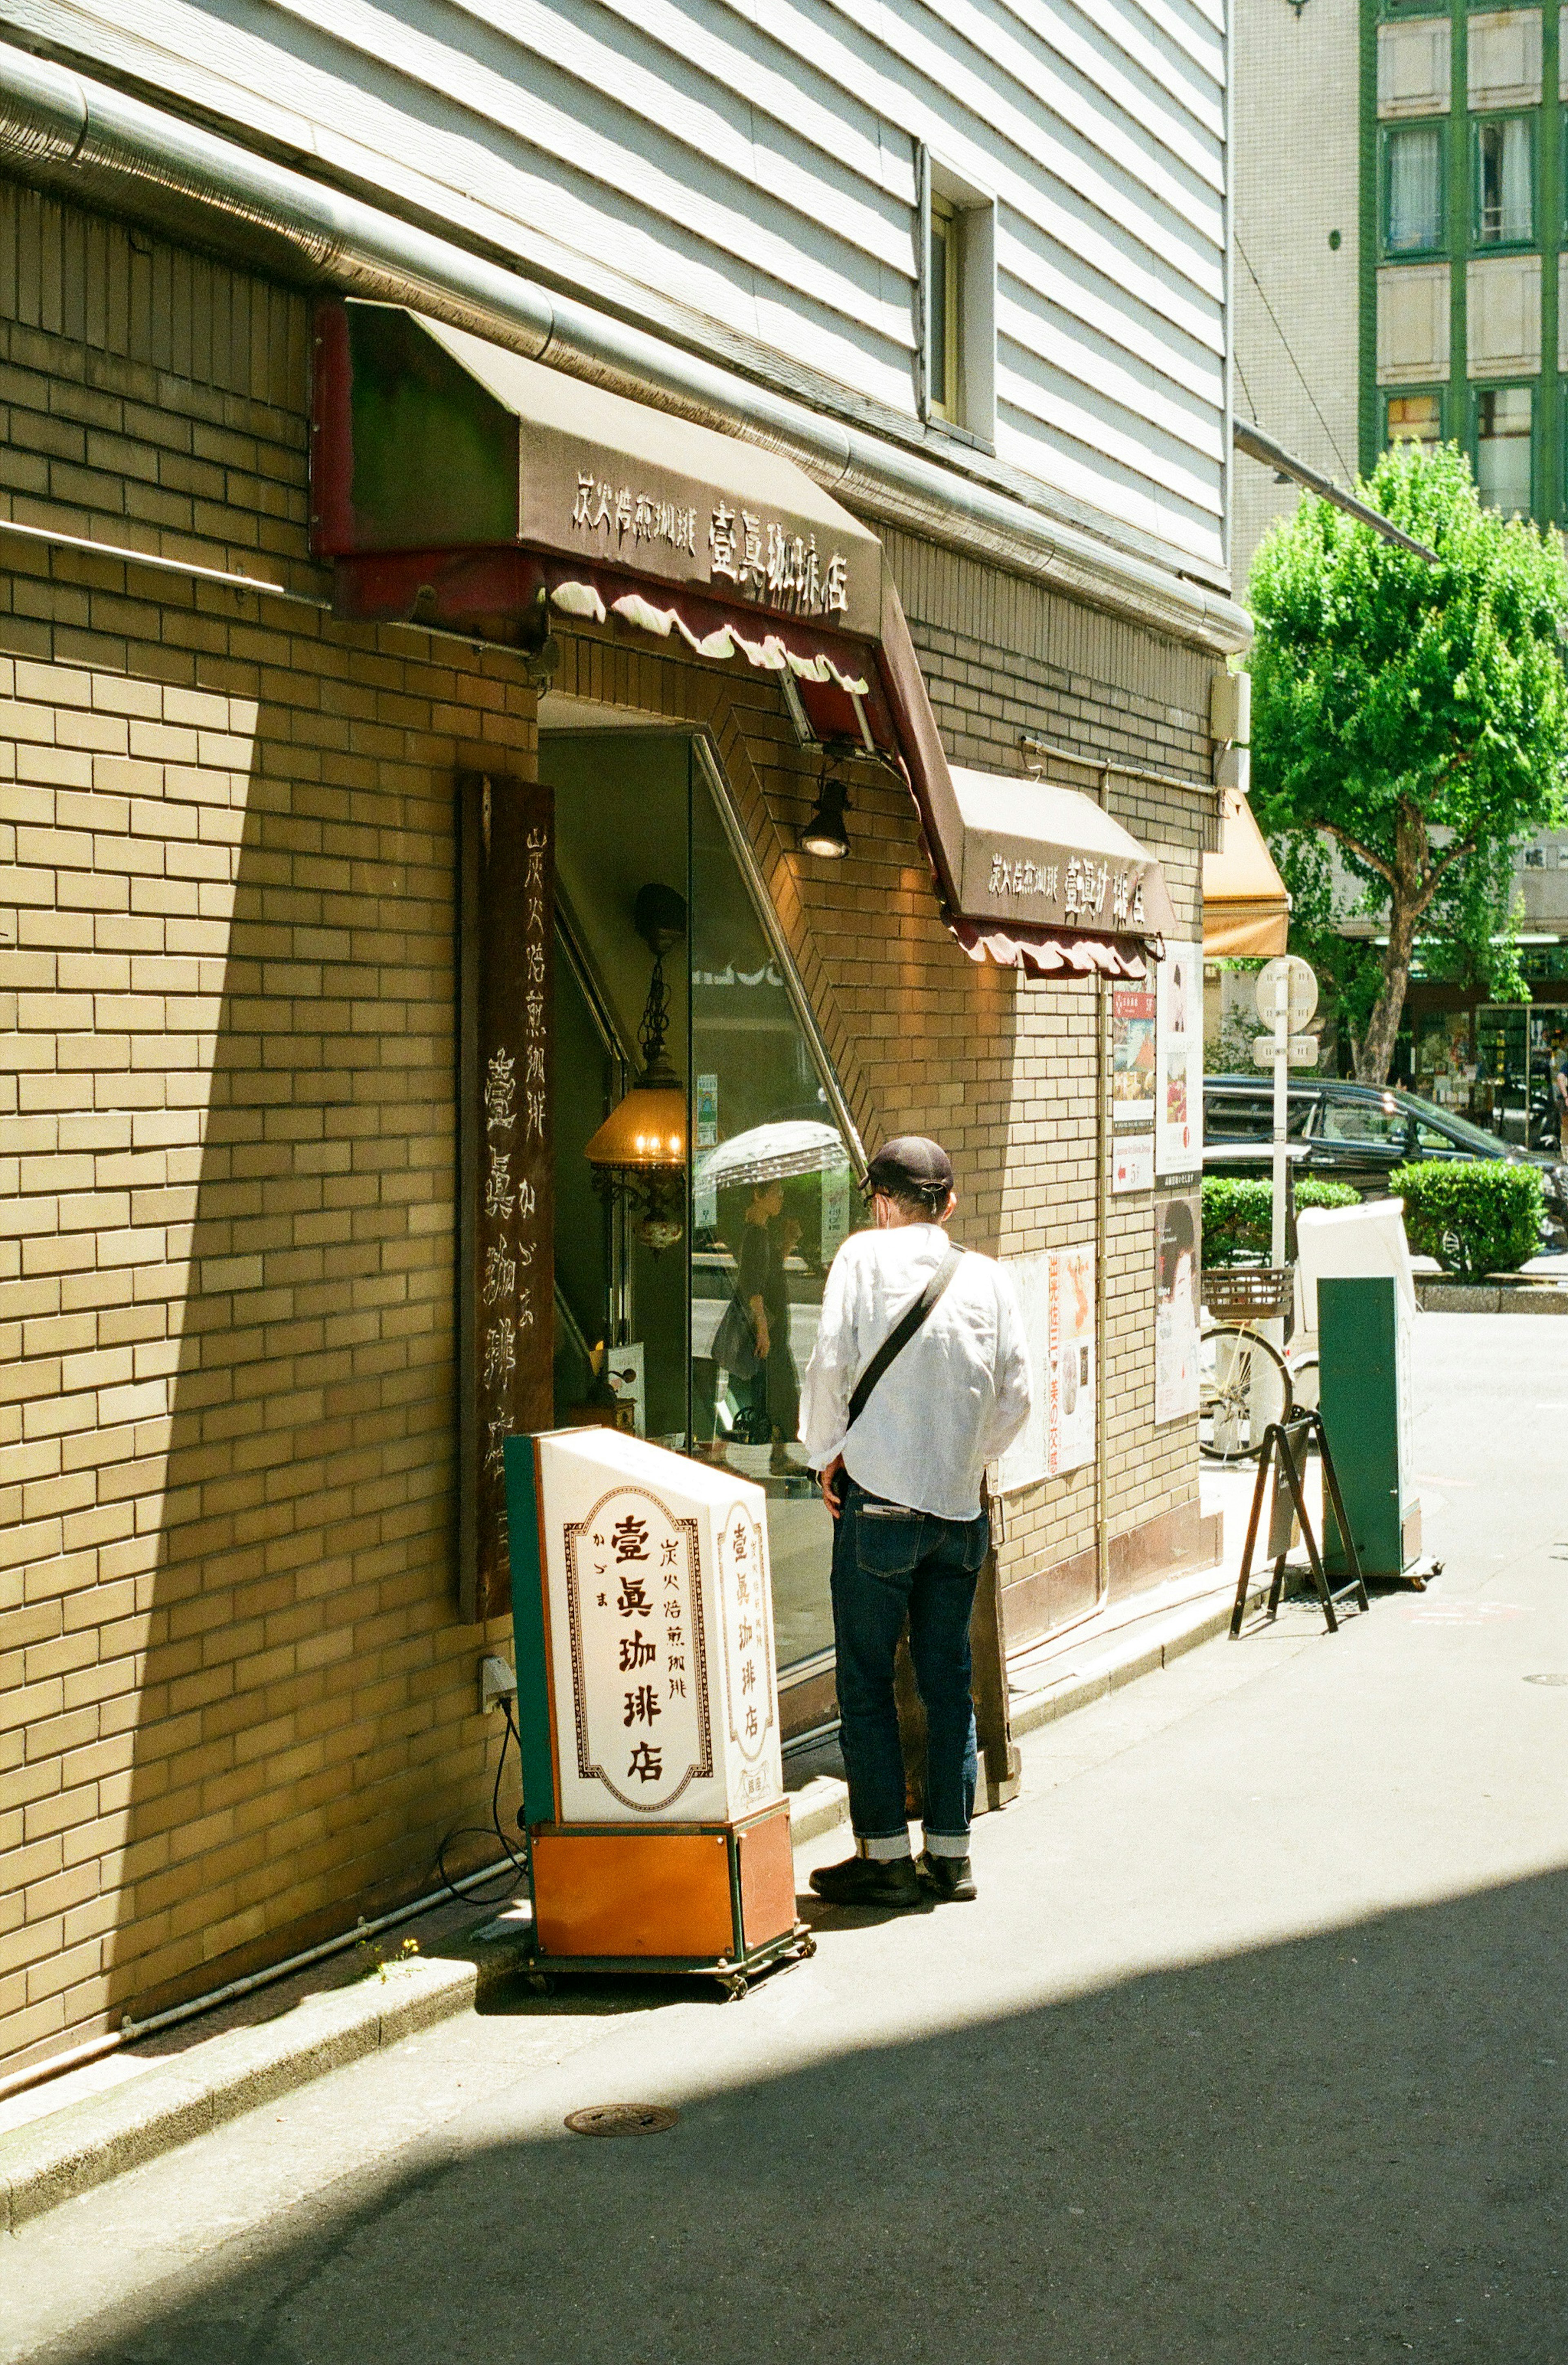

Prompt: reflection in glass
[
  {"left": 1385, "top": 392, "right": 1441, "bottom": 451},
  {"left": 1474, "top": 116, "right": 1531, "bottom": 245},
  {"left": 688, "top": 764, "right": 858, "bottom": 1668},
  {"left": 1385, "top": 123, "right": 1443, "bottom": 253},
  {"left": 1476, "top": 386, "right": 1532, "bottom": 517},
  {"left": 543, "top": 730, "right": 861, "bottom": 1674}
]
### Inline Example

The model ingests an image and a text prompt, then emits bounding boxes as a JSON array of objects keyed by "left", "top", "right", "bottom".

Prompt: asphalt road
[{"left": 4, "top": 1314, "right": 1565, "bottom": 2365}]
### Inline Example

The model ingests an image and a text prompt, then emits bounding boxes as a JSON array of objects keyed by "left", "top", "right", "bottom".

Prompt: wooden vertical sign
[{"left": 459, "top": 771, "right": 554, "bottom": 1622}]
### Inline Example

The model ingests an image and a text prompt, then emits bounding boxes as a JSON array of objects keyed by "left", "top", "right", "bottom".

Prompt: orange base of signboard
[{"left": 528, "top": 1803, "right": 799, "bottom": 1966}]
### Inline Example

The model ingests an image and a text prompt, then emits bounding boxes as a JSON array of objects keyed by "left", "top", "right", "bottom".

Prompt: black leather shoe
[
  {"left": 917, "top": 1851, "right": 977, "bottom": 1902},
  {"left": 809, "top": 1855, "right": 922, "bottom": 1908}
]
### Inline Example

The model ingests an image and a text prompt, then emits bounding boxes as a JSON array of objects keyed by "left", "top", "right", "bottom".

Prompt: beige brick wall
[
  {"left": 886, "top": 533, "right": 1212, "bottom": 1616},
  {"left": 0, "top": 189, "right": 535, "bottom": 2073},
  {"left": 548, "top": 537, "right": 1214, "bottom": 1644},
  {"left": 0, "top": 180, "right": 1217, "bottom": 2072}
]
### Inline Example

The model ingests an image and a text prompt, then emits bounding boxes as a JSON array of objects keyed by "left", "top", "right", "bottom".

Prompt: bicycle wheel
[
  {"left": 1287, "top": 1350, "right": 1319, "bottom": 1416},
  {"left": 1198, "top": 1324, "right": 1292, "bottom": 1465}
]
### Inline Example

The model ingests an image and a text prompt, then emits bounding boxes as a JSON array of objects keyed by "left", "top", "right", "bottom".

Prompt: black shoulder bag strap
[{"left": 846, "top": 1242, "right": 965, "bottom": 1431}]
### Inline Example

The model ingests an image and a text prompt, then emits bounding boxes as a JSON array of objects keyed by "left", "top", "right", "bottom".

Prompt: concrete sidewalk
[{"left": 0, "top": 1473, "right": 1281, "bottom": 2234}]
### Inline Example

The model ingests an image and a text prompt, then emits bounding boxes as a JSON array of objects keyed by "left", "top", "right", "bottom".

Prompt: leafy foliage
[
  {"left": 1201, "top": 1176, "right": 1359, "bottom": 1266},
  {"left": 1247, "top": 444, "right": 1568, "bottom": 1081},
  {"left": 1388, "top": 1158, "right": 1543, "bottom": 1276}
]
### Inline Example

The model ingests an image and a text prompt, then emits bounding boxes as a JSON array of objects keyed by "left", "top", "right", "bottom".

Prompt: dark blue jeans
[{"left": 830, "top": 1477, "right": 990, "bottom": 1859}]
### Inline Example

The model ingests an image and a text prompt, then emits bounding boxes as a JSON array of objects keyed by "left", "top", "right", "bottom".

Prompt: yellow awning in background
[{"left": 1203, "top": 787, "right": 1290, "bottom": 957}]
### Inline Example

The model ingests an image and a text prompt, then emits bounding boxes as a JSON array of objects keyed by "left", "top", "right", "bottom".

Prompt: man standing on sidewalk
[{"left": 800, "top": 1137, "right": 1031, "bottom": 1908}]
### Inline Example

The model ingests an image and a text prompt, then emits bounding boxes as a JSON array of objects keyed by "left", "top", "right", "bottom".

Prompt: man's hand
[
  {"left": 755, "top": 1318, "right": 770, "bottom": 1361},
  {"left": 820, "top": 1453, "right": 844, "bottom": 1519}
]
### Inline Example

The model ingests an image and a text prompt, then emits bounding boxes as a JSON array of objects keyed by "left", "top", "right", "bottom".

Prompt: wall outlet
[{"left": 479, "top": 1655, "right": 517, "bottom": 1713}]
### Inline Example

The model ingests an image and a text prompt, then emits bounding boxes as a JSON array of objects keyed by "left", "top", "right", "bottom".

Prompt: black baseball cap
[{"left": 864, "top": 1135, "right": 955, "bottom": 1199}]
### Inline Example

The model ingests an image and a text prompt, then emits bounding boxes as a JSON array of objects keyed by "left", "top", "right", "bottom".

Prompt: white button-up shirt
[{"left": 799, "top": 1224, "right": 1032, "bottom": 1521}]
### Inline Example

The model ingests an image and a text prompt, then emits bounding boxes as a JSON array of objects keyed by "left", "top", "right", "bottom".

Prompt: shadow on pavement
[{"left": 43, "top": 1865, "right": 1568, "bottom": 2365}]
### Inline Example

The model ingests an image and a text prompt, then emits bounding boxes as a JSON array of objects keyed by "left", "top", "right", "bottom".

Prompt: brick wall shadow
[
  {"left": 2, "top": 597, "right": 533, "bottom": 2067},
  {"left": 94, "top": 651, "right": 534, "bottom": 2033}
]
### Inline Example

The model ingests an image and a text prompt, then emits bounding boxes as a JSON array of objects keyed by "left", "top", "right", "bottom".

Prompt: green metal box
[{"left": 1319, "top": 1273, "right": 1421, "bottom": 1579}]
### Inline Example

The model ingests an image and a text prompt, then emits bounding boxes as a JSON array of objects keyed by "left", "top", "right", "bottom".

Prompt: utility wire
[
  {"left": 1234, "top": 350, "right": 1258, "bottom": 425},
  {"left": 1236, "top": 234, "right": 1354, "bottom": 482}
]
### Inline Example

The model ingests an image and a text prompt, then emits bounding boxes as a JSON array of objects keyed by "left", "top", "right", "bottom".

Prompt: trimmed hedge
[
  {"left": 1387, "top": 1158, "right": 1543, "bottom": 1277},
  {"left": 1202, "top": 1176, "right": 1359, "bottom": 1265}
]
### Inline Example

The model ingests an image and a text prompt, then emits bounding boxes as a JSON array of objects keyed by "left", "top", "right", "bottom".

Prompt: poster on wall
[
  {"left": 1111, "top": 982, "right": 1156, "bottom": 1125},
  {"left": 1156, "top": 940, "right": 1202, "bottom": 1176},
  {"left": 997, "top": 1244, "right": 1096, "bottom": 1492},
  {"left": 1111, "top": 979, "right": 1156, "bottom": 1194},
  {"left": 1154, "top": 1193, "right": 1201, "bottom": 1425},
  {"left": 1113, "top": 1135, "right": 1154, "bottom": 1194}
]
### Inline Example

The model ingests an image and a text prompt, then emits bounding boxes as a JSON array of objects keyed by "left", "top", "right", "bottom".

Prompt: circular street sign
[{"left": 1255, "top": 955, "right": 1318, "bottom": 1029}]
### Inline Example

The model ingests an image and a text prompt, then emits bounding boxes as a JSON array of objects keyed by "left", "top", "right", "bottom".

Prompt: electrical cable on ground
[{"left": 434, "top": 1695, "right": 532, "bottom": 1908}]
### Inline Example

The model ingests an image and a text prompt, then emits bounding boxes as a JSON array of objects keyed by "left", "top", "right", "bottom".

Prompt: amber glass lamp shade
[{"left": 584, "top": 1084, "right": 687, "bottom": 1171}]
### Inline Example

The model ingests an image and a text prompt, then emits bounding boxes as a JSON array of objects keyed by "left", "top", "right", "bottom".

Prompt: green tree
[{"left": 1247, "top": 443, "right": 1568, "bottom": 1082}]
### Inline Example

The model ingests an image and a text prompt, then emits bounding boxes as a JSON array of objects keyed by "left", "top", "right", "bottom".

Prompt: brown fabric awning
[
  {"left": 1203, "top": 787, "right": 1290, "bottom": 957},
  {"left": 312, "top": 298, "right": 1175, "bottom": 975},
  {"left": 951, "top": 922, "right": 1149, "bottom": 978}
]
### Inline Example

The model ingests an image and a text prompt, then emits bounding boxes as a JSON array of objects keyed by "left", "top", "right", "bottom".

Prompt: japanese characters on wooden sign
[
  {"left": 530, "top": 1430, "right": 785, "bottom": 1826},
  {"left": 716, "top": 1501, "right": 777, "bottom": 1821},
  {"left": 563, "top": 1485, "right": 713, "bottom": 1813},
  {"left": 459, "top": 772, "right": 554, "bottom": 1623},
  {"left": 984, "top": 849, "right": 1148, "bottom": 931},
  {"left": 569, "top": 465, "right": 854, "bottom": 624}
]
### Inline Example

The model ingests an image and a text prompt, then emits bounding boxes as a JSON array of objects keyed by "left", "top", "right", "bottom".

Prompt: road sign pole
[{"left": 1271, "top": 969, "right": 1289, "bottom": 1269}]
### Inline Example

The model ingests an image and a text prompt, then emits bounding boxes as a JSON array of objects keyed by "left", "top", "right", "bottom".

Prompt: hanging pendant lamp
[{"left": 584, "top": 882, "right": 688, "bottom": 1250}]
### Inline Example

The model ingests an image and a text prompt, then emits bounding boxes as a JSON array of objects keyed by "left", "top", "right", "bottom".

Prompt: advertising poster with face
[
  {"left": 1156, "top": 941, "right": 1202, "bottom": 1176},
  {"left": 1154, "top": 1193, "right": 1201, "bottom": 1425},
  {"left": 996, "top": 1244, "right": 1096, "bottom": 1491}
]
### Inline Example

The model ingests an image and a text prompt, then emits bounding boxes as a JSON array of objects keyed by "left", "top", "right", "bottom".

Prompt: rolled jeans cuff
[
  {"left": 857, "top": 1830, "right": 913, "bottom": 1862},
  {"left": 922, "top": 1828, "right": 971, "bottom": 1858}
]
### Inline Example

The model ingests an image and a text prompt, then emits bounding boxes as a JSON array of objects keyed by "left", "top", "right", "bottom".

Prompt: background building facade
[{"left": 1232, "top": 0, "right": 1568, "bottom": 1097}]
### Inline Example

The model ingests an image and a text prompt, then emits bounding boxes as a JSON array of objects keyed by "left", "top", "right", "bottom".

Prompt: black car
[{"left": 1203, "top": 1075, "right": 1568, "bottom": 1238}]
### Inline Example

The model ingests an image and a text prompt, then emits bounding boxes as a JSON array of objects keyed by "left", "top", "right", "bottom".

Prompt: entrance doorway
[{"left": 542, "top": 725, "right": 862, "bottom": 1713}]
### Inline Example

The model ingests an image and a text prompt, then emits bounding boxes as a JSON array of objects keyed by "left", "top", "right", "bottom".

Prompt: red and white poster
[{"left": 1156, "top": 939, "right": 1202, "bottom": 1177}]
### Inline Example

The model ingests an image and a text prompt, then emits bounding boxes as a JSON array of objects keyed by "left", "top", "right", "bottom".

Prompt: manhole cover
[
  {"left": 1524, "top": 1673, "right": 1568, "bottom": 1687},
  {"left": 564, "top": 2103, "right": 679, "bottom": 2137}
]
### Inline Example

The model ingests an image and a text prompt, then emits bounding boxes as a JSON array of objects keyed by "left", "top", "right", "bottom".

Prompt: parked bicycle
[{"left": 1198, "top": 1267, "right": 1294, "bottom": 1466}]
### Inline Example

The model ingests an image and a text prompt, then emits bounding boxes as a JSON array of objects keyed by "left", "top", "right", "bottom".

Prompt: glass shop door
[{"left": 542, "top": 728, "right": 860, "bottom": 1702}]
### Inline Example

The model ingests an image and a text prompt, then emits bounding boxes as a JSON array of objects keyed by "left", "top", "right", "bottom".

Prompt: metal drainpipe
[
  {"left": 0, "top": 1856, "right": 520, "bottom": 2110},
  {"left": 1094, "top": 766, "right": 1112, "bottom": 1610}
]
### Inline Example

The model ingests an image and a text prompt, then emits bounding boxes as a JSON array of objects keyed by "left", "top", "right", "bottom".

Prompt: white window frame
[{"left": 915, "top": 145, "right": 996, "bottom": 445}]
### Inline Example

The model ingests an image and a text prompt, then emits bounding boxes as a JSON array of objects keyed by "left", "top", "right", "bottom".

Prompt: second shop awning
[
  {"left": 1202, "top": 787, "right": 1290, "bottom": 957},
  {"left": 930, "top": 768, "right": 1176, "bottom": 976}
]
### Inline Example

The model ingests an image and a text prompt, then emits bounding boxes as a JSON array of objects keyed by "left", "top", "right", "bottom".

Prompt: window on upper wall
[
  {"left": 1383, "top": 122, "right": 1446, "bottom": 253},
  {"left": 1473, "top": 116, "right": 1534, "bottom": 245},
  {"left": 928, "top": 196, "right": 960, "bottom": 422},
  {"left": 916, "top": 153, "right": 997, "bottom": 444},
  {"left": 1385, "top": 390, "right": 1444, "bottom": 450},
  {"left": 1475, "top": 384, "right": 1533, "bottom": 514}
]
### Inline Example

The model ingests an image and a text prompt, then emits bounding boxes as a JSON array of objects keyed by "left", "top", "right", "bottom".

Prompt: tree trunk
[
  {"left": 1355, "top": 907, "right": 1415, "bottom": 1083},
  {"left": 1354, "top": 805, "right": 1429, "bottom": 1084}
]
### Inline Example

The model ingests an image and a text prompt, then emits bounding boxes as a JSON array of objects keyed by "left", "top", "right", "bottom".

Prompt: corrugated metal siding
[{"left": 4, "top": 0, "right": 1229, "bottom": 578}]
